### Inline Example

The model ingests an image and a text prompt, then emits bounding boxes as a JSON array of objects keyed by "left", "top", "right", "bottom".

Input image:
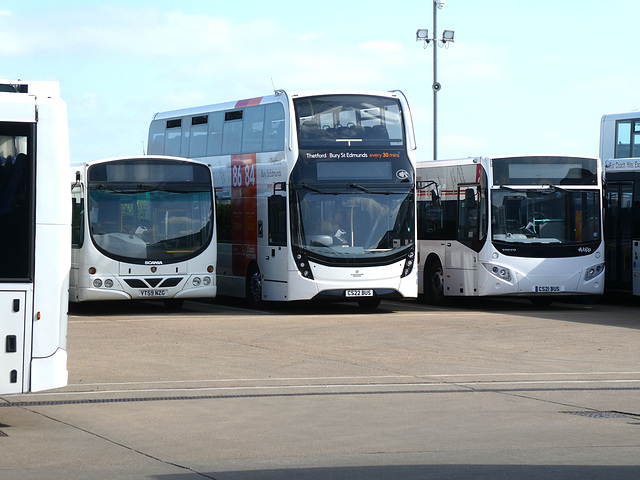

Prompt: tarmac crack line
[{"left": 18, "top": 406, "right": 221, "bottom": 479}]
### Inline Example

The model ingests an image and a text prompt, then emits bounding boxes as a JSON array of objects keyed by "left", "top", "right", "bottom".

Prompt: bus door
[
  {"left": 445, "top": 184, "right": 480, "bottom": 295},
  {"left": 0, "top": 290, "right": 28, "bottom": 393},
  {"left": 260, "top": 182, "right": 288, "bottom": 301},
  {"left": 604, "top": 180, "right": 634, "bottom": 293}
]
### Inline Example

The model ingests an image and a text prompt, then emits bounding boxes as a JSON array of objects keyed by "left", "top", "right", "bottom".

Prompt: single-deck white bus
[
  {"left": 148, "top": 90, "right": 417, "bottom": 308},
  {"left": 1, "top": 79, "right": 70, "bottom": 394},
  {"left": 417, "top": 155, "right": 604, "bottom": 305},
  {"left": 600, "top": 109, "right": 640, "bottom": 295},
  {"left": 69, "top": 156, "right": 216, "bottom": 309}
]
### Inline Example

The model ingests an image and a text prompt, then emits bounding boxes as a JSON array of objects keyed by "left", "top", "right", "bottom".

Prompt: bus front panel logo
[{"left": 396, "top": 169, "right": 410, "bottom": 180}]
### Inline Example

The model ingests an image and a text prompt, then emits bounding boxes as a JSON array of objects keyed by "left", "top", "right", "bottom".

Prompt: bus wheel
[
  {"left": 358, "top": 297, "right": 381, "bottom": 309},
  {"left": 425, "top": 260, "right": 445, "bottom": 305},
  {"left": 246, "top": 265, "right": 263, "bottom": 308}
]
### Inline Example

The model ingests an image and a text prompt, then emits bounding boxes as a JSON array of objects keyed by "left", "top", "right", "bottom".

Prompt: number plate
[
  {"left": 533, "top": 286, "right": 564, "bottom": 293},
  {"left": 345, "top": 289, "right": 374, "bottom": 297},
  {"left": 138, "top": 289, "right": 168, "bottom": 297}
]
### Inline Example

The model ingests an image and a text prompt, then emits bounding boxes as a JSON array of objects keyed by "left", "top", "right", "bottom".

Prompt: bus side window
[
  {"left": 264, "top": 103, "right": 285, "bottom": 152},
  {"left": 207, "top": 112, "right": 224, "bottom": 157},
  {"left": 418, "top": 195, "right": 443, "bottom": 239},
  {"left": 165, "top": 119, "right": 182, "bottom": 156},
  {"left": 242, "top": 106, "right": 265, "bottom": 154},
  {"left": 458, "top": 186, "right": 479, "bottom": 246},
  {"left": 222, "top": 111, "right": 243, "bottom": 155},
  {"left": 148, "top": 121, "right": 165, "bottom": 155}
]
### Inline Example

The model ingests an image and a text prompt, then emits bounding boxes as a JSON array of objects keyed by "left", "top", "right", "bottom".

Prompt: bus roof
[
  {"left": 600, "top": 109, "right": 640, "bottom": 121},
  {"left": 150, "top": 89, "right": 407, "bottom": 121}
]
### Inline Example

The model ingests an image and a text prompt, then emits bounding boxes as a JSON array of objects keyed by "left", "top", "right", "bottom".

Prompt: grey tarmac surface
[{"left": 1, "top": 295, "right": 640, "bottom": 479}]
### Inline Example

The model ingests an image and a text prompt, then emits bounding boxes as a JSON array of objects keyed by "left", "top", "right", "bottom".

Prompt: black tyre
[
  {"left": 246, "top": 265, "right": 263, "bottom": 308},
  {"left": 424, "top": 259, "right": 446, "bottom": 305}
]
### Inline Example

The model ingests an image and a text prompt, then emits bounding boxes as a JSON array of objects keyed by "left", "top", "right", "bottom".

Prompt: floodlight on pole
[
  {"left": 442, "top": 30, "right": 455, "bottom": 43},
  {"left": 415, "top": 1, "right": 455, "bottom": 161},
  {"left": 416, "top": 29, "right": 429, "bottom": 42}
]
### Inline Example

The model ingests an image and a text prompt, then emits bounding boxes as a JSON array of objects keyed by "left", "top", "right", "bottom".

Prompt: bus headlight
[
  {"left": 584, "top": 263, "right": 604, "bottom": 281},
  {"left": 202, "top": 276, "right": 211, "bottom": 286},
  {"left": 402, "top": 249, "right": 416, "bottom": 278},
  {"left": 192, "top": 277, "right": 202, "bottom": 286},
  {"left": 293, "top": 249, "right": 314, "bottom": 280},
  {"left": 483, "top": 263, "right": 512, "bottom": 282},
  {"left": 104, "top": 279, "right": 113, "bottom": 288},
  {"left": 93, "top": 279, "right": 103, "bottom": 288}
]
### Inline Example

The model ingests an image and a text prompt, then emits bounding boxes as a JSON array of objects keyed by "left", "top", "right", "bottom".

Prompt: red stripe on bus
[{"left": 235, "top": 97, "right": 263, "bottom": 108}]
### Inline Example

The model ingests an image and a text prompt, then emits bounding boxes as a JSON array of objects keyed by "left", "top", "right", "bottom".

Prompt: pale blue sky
[{"left": 2, "top": 1, "right": 638, "bottom": 163}]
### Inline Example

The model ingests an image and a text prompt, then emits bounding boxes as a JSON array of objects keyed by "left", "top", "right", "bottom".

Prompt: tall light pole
[{"left": 416, "top": 0, "right": 455, "bottom": 161}]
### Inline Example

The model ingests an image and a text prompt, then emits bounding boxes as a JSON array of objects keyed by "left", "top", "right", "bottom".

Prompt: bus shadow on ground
[{"left": 153, "top": 464, "right": 640, "bottom": 480}]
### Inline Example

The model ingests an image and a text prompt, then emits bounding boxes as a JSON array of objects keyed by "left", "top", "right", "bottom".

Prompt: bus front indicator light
[
  {"left": 585, "top": 264, "right": 604, "bottom": 281},
  {"left": 401, "top": 249, "right": 416, "bottom": 278},
  {"left": 294, "top": 249, "right": 314, "bottom": 280},
  {"left": 483, "top": 263, "right": 512, "bottom": 282}
]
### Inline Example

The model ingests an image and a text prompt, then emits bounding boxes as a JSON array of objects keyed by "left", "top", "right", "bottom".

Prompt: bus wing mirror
[
  {"left": 465, "top": 188, "right": 476, "bottom": 208},
  {"left": 430, "top": 189, "right": 440, "bottom": 206}
]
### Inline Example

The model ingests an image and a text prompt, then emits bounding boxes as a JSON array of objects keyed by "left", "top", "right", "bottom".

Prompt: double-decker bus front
[
  {"left": 418, "top": 156, "right": 604, "bottom": 305},
  {"left": 289, "top": 93, "right": 417, "bottom": 306},
  {"left": 70, "top": 157, "right": 216, "bottom": 308}
]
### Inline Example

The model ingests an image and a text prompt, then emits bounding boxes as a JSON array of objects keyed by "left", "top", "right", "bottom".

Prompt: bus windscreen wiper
[
  {"left": 349, "top": 183, "right": 396, "bottom": 195},
  {"left": 542, "top": 184, "right": 570, "bottom": 193},
  {"left": 348, "top": 183, "right": 374, "bottom": 193},
  {"left": 300, "top": 183, "right": 340, "bottom": 195}
]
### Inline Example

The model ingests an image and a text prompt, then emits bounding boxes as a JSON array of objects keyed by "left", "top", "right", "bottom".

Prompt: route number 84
[{"left": 232, "top": 164, "right": 256, "bottom": 187}]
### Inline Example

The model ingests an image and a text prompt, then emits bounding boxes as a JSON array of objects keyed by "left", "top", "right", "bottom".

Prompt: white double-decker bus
[
  {"left": 599, "top": 109, "right": 640, "bottom": 295},
  {"left": 417, "top": 155, "right": 604, "bottom": 305},
  {"left": 69, "top": 156, "right": 216, "bottom": 309},
  {"left": 148, "top": 90, "right": 417, "bottom": 308},
  {"left": 1, "top": 79, "right": 70, "bottom": 394}
]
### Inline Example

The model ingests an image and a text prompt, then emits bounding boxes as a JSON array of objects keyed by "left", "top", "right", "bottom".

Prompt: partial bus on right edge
[
  {"left": 600, "top": 109, "right": 640, "bottom": 295},
  {"left": 417, "top": 155, "right": 604, "bottom": 305}
]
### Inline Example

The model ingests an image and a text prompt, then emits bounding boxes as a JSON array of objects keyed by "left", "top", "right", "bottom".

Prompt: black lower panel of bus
[{"left": 313, "top": 288, "right": 401, "bottom": 302}]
